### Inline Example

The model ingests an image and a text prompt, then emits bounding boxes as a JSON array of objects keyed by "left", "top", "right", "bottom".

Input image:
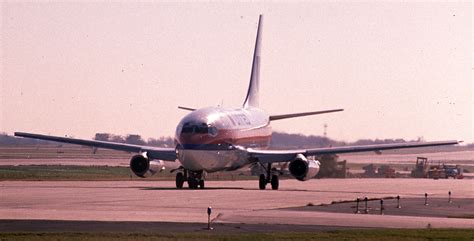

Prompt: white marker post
[
  {"left": 364, "top": 197, "right": 369, "bottom": 214},
  {"left": 380, "top": 199, "right": 384, "bottom": 215},
  {"left": 355, "top": 197, "right": 360, "bottom": 214},
  {"left": 207, "top": 207, "right": 213, "bottom": 230}
]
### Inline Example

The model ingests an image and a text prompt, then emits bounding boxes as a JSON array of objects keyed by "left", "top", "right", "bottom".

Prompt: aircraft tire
[
  {"left": 188, "top": 177, "right": 198, "bottom": 189},
  {"left": 259, "top": 174, "right": 266, "bottom": 190},
  {"left": 199, "top": 180, "right": 205, "bottom": 189},
  {"left": 271, "top": 175, "right": 279, "bottom": 190},
  {"left": 176, "top": 172, "right": 185, "bottom": 189}
]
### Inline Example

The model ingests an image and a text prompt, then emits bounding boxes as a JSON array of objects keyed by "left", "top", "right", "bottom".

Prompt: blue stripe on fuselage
[{"left": 177, "top": 143, "right": 235, "bottom": 151}]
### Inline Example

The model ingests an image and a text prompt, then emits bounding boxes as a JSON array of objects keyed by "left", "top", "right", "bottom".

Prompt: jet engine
[
  {"left": 129, "top": 153, "right": 165, "bottom": 178},
  {"left": 288, "top": 154, "right": 320, "bottom": 181}
]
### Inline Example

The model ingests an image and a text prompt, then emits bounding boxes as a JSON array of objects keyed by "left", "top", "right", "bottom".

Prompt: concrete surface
[{"left": 0, "top": 179, "right": 473, "bottom": 230}]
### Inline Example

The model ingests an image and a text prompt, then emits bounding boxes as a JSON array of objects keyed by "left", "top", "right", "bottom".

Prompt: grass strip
[
  {"left": 1, "top": 229, "right": 473, "bottom": 241},
  {"left": 0, "top": 165, "right": 257, "bottom": 181}
]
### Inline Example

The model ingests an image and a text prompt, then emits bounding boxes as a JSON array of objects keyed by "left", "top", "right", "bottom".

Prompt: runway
[{"left": 1, "top": 179, "right": 473, "bottom": 231}]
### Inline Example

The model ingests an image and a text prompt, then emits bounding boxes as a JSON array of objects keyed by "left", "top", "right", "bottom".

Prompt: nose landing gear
[{"left": 174, "top": 168, "right": 205, "bottom": 189}]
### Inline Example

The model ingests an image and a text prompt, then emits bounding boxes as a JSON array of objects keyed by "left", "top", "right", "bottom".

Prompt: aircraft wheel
[
  {"left": 271, "top": 175, "right": 279, "bottom": 190},
  {"left": 188, "top": 177, "right": 198, "bottom": 189},
  {"left": 259, "top": 174, "right": 266, "bottom": 190},
  {"left": 176, "top": 172, "right": 185, "bottom": 189},
  {"left": 199, "top": 180, "right": 205, "bottom": 189}
]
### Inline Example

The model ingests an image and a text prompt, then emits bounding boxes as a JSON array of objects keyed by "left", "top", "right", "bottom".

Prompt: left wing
[
  {"left": 248, "top": 140, "right": 460, "bottom": 163},
  {"left": 14, "top": 132, "right": 177, "bottom": 161}
]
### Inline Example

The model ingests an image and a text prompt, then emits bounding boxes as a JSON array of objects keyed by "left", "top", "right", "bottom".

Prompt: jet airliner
[{"left": 15, "top": 15, "right": 459, "bottom": 190}]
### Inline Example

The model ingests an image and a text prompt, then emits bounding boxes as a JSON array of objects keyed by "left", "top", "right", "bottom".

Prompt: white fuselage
[{"left": 175, "top": 106, "right": 272, "bottom": 172}]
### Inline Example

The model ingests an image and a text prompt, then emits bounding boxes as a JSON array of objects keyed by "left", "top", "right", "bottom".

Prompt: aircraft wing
[
  {"left": 14, "top": 132, "right": 177, "bottom": 161},
  {"left": 248, "top": 140, "right": 460, "bottom": 163}
]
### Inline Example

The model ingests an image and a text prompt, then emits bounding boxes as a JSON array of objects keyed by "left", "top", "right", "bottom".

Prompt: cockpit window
[
  {"left": 181, "top": 122, "right": 218, "bottom": 136},
  {"left": 181, "top": 123, "right": 195, "bottom": 134},
  {"left": 195, "top": 123, "right": 208, "bottom": 134},
  {"left": 208, "top": 126, "right": 218, "bottom": 137}
]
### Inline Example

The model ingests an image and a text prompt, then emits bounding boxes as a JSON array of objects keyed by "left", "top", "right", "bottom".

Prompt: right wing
[
  {"left": 14, "top": 132, "right": 177, "bottom": 161},
  {"left": 248, "top": 140, "right": 460, "bottom": 163}
]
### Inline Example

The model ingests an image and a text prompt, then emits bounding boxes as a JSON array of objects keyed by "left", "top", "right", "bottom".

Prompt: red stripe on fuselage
[{"left": 178, "top": 125, "right": 272, "bottom": 148}]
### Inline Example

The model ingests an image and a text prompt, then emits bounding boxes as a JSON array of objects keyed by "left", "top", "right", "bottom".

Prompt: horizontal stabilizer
[
  {"left": 269, "top": 109, "right": 344, "bottom": 121},
  {"left": 178, "top": 106, "right": 196, "bottom": 111}
]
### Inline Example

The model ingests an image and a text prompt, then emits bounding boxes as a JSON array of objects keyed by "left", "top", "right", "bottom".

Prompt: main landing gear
[
  {"left": 174, "top": 168, "right": 205, "bottom": 189},
  {"left": 259, "top": 163, "right": 279, "bottom": 190}
]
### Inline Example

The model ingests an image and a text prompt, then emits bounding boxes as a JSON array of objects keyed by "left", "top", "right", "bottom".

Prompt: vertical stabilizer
[{"left": 243, "top": 15, "right": 263, "bottom": 108}]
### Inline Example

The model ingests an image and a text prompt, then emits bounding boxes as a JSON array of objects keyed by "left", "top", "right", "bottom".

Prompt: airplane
[{"left": 15, "top": 15, "right": 460, "bottom": 190}]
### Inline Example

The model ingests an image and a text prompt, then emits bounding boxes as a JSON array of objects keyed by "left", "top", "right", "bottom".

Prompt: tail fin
[{"left": 243, "top": 14, "right": 263, "bottom": 108}]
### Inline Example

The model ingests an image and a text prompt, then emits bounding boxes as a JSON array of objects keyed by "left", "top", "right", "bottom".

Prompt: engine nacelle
[
  {"left": 129, "top": 153, "right": 165, "bottom": 178},
  {"left": 288, "top": 154, "right": 320, "bottom": 181}
]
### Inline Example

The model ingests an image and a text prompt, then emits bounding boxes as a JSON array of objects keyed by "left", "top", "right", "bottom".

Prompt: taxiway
[{"left": 0, "top": 179, "right": 472, "bottom": 231}]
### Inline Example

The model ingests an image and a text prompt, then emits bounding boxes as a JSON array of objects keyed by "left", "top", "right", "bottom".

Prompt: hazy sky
[{"left": 1, "top": 1, "right": 472, "bottom": 143}]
